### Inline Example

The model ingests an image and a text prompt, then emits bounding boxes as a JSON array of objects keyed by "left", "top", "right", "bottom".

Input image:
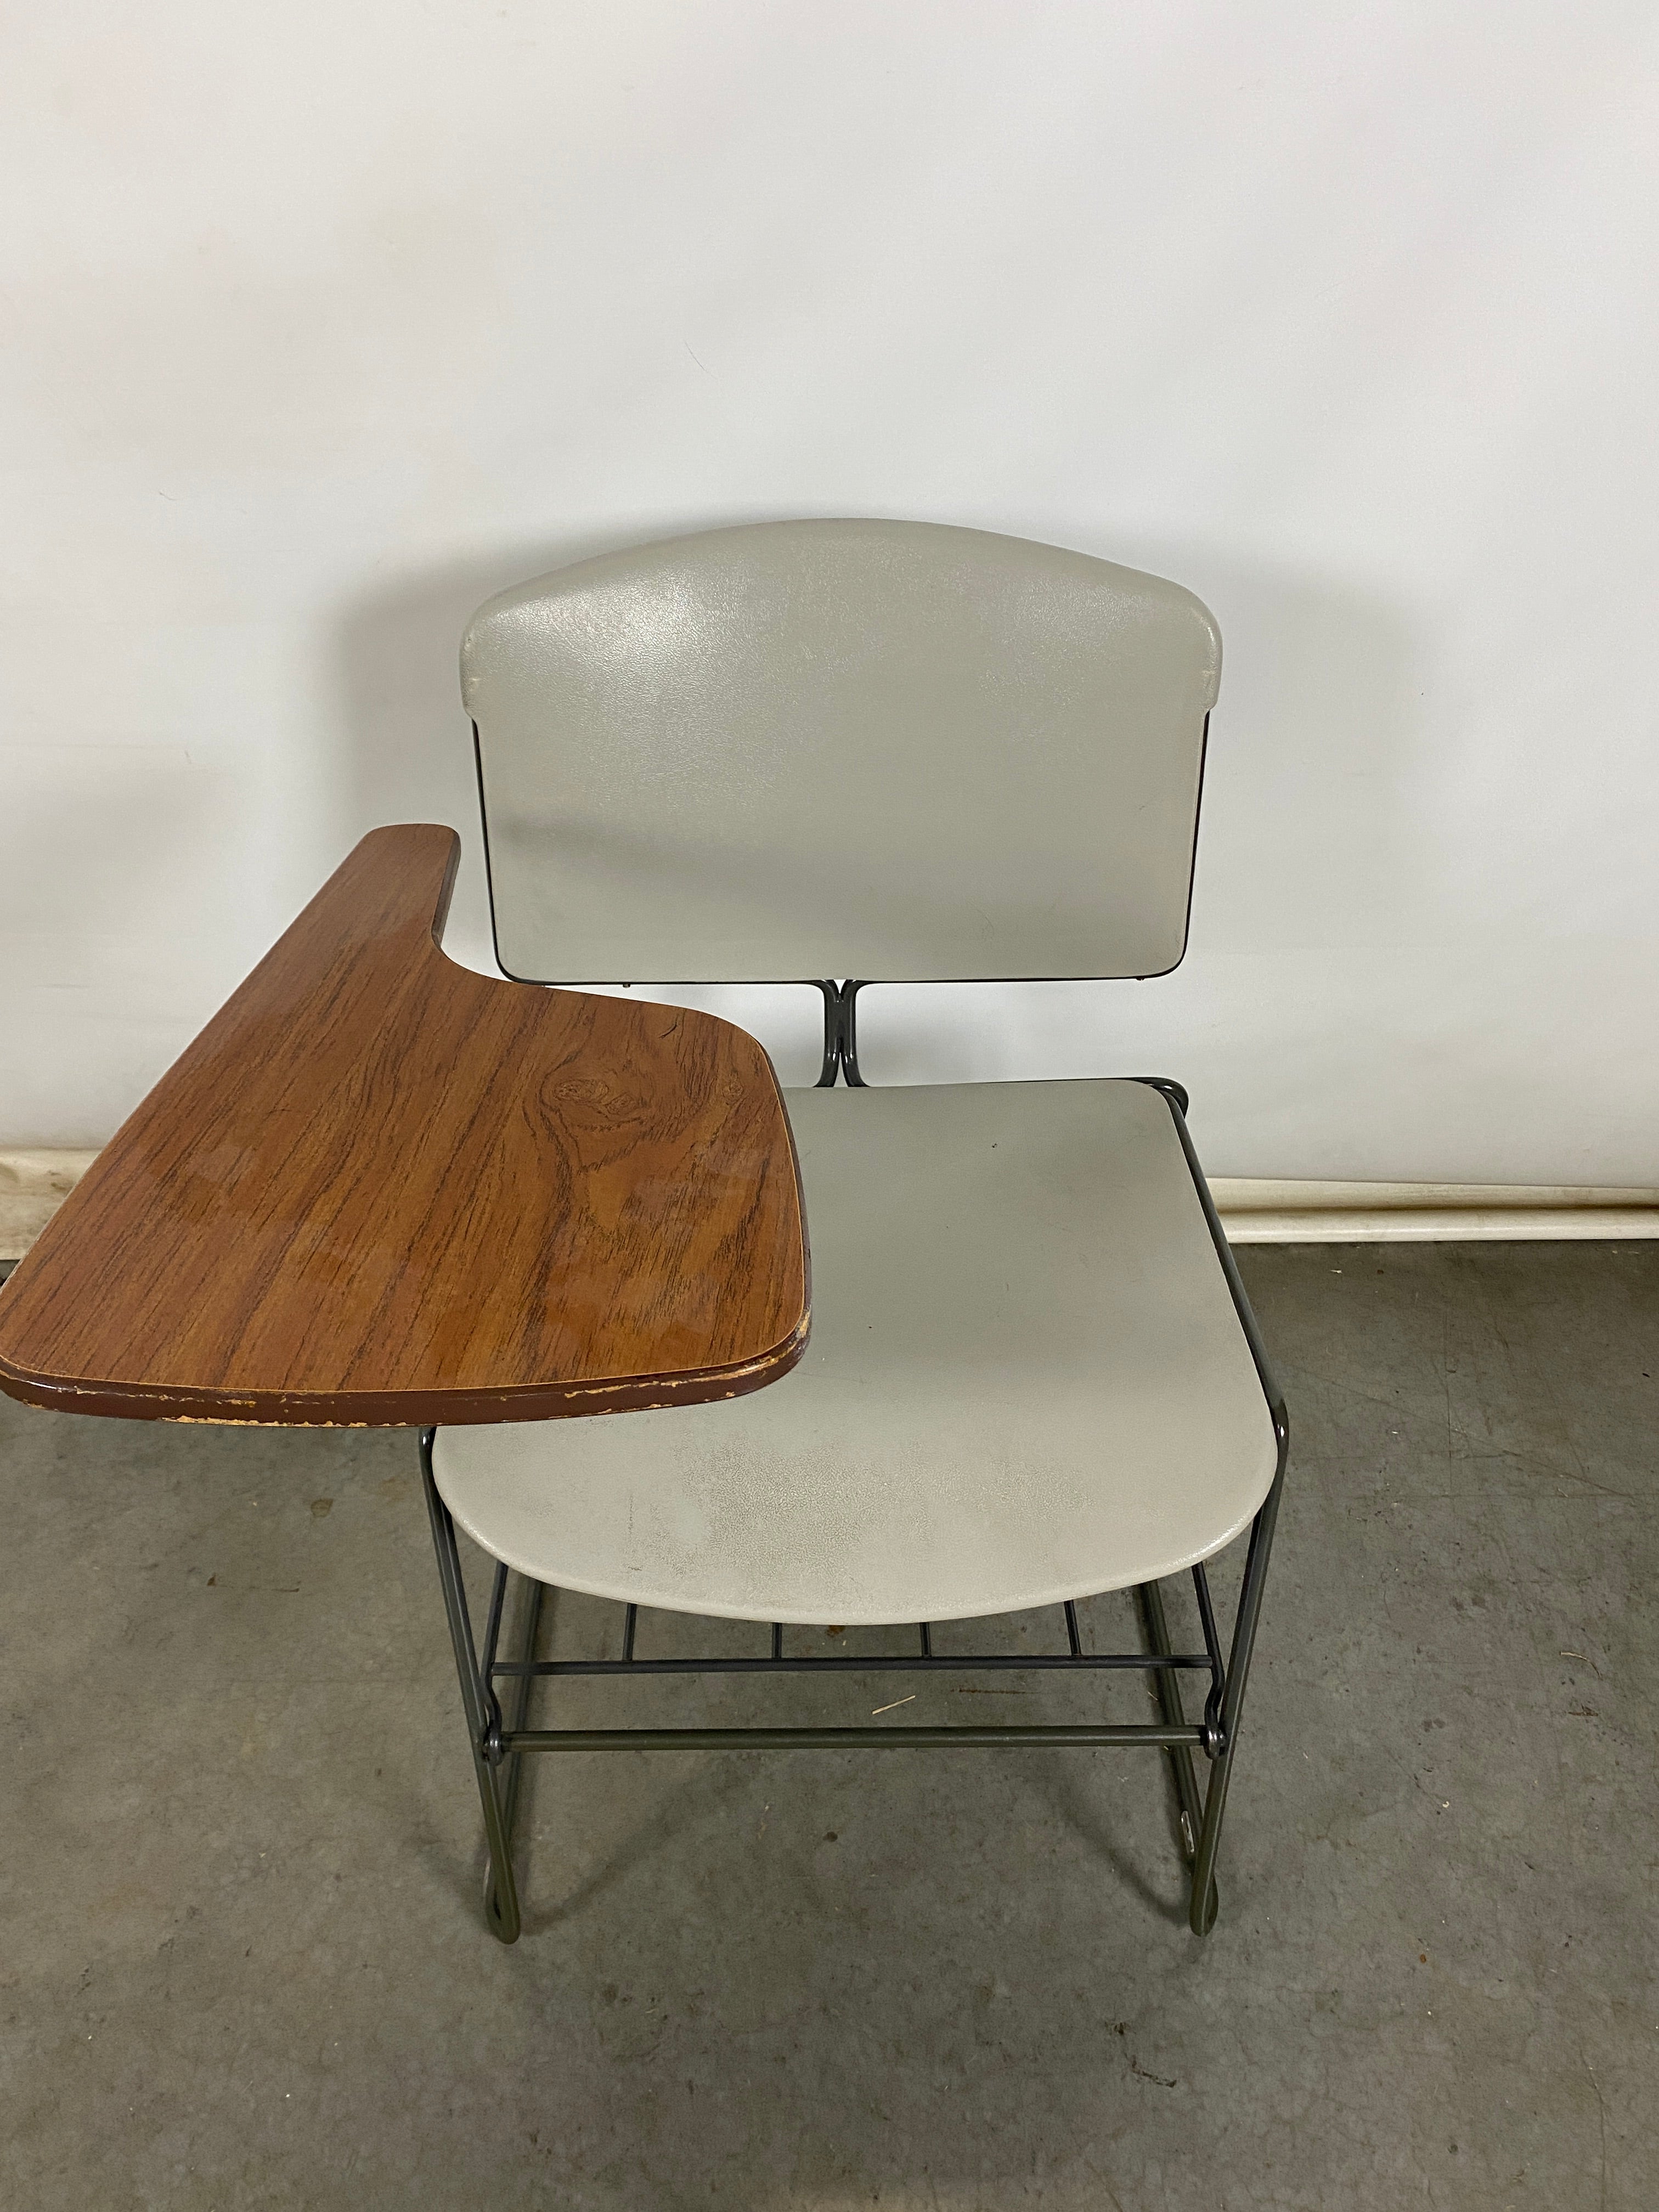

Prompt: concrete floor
[{"left": 2, "top": 1242, "right": 1656, "bottom": 2209}]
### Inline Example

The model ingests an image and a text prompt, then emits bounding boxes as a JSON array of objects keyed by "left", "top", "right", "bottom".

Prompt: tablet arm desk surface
[{"left": 0, "top": 825, "right": 810, "bottom": 1429}]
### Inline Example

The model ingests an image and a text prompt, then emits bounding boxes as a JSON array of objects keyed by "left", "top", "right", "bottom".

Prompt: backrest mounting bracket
[{"left": 814, "top": 981, "right": 867, "bottom": 1087}]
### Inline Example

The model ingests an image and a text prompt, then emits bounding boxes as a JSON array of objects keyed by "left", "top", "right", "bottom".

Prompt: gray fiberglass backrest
[{"left": 461, "top": 519, "right": 1221, "bottom": 984}]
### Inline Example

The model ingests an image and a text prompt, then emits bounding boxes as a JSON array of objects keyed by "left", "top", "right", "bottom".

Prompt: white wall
[{"left": 4, "top": 2, "right": 1656, "bottom": 1181}]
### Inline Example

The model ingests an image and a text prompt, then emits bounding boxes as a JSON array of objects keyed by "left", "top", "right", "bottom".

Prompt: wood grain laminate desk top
[{"left": 0, "top": 826, "right": 810, "bottom": 1426}]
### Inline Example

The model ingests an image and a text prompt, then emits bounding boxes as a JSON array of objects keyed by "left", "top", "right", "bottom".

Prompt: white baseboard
[
  {"left": 1209, "top": 1181, "right": 1659, "bottom": 1243},
  {"left": 2, "top": 1150, "right": 1655, "bottom": 1263},
  {"left": 1, "top": 1151, "right": 101, "bottom": 1261}
]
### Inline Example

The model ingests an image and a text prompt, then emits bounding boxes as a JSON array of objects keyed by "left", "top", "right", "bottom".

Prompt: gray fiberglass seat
[
  {"left": 426, "top": 519, "right": 1288, "bottom": 1943},
  {"left": 438, "top": 1079, "right": 1276, "bottom": 1623}
]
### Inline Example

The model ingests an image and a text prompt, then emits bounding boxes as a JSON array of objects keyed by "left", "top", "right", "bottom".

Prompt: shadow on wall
[
  {"left": 1151, "top": 545, "right": 1430, "bottom": 964},
  {"left": 330, "top": 524, "right": 1430, "bottom": 1105},
  {"left": 334, "top": 527, "right": 648, "bottom": 978}
]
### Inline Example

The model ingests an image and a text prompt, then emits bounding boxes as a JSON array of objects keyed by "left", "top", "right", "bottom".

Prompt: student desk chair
[{"left": 0, "top": 519, "right": 1286, "bottom": 1948}]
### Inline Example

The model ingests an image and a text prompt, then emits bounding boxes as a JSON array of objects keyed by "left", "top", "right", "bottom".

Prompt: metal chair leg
[
  {"left": 1184, "top": 1459, "right": 1285, "bottom": 1935},
  {"left": 484, "top": 1575, "right": 545, "bottom": 1933},
  {"left": 1139, "top": 1578, "right": 1220, "bottom": 1932},
  {"left": 419, "top": 1429, "right": 524, "bottom": 1944},
  {"left": 1139, "top": 1448, "right": 1286, "bottom": 1936}
]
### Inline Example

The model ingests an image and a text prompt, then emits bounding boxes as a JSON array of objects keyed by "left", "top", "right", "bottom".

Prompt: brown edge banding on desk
[
  {"left": 0, "top": 826, "right": 810, "bottom": 1427},
  {"left": 0, "top": 1325, "right": 814, "bottom": 1429}
]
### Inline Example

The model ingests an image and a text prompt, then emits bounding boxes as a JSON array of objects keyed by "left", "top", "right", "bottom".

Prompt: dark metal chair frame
[{"left": 422, "top": 1018, "right": 1289, "bottom": 1945}]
